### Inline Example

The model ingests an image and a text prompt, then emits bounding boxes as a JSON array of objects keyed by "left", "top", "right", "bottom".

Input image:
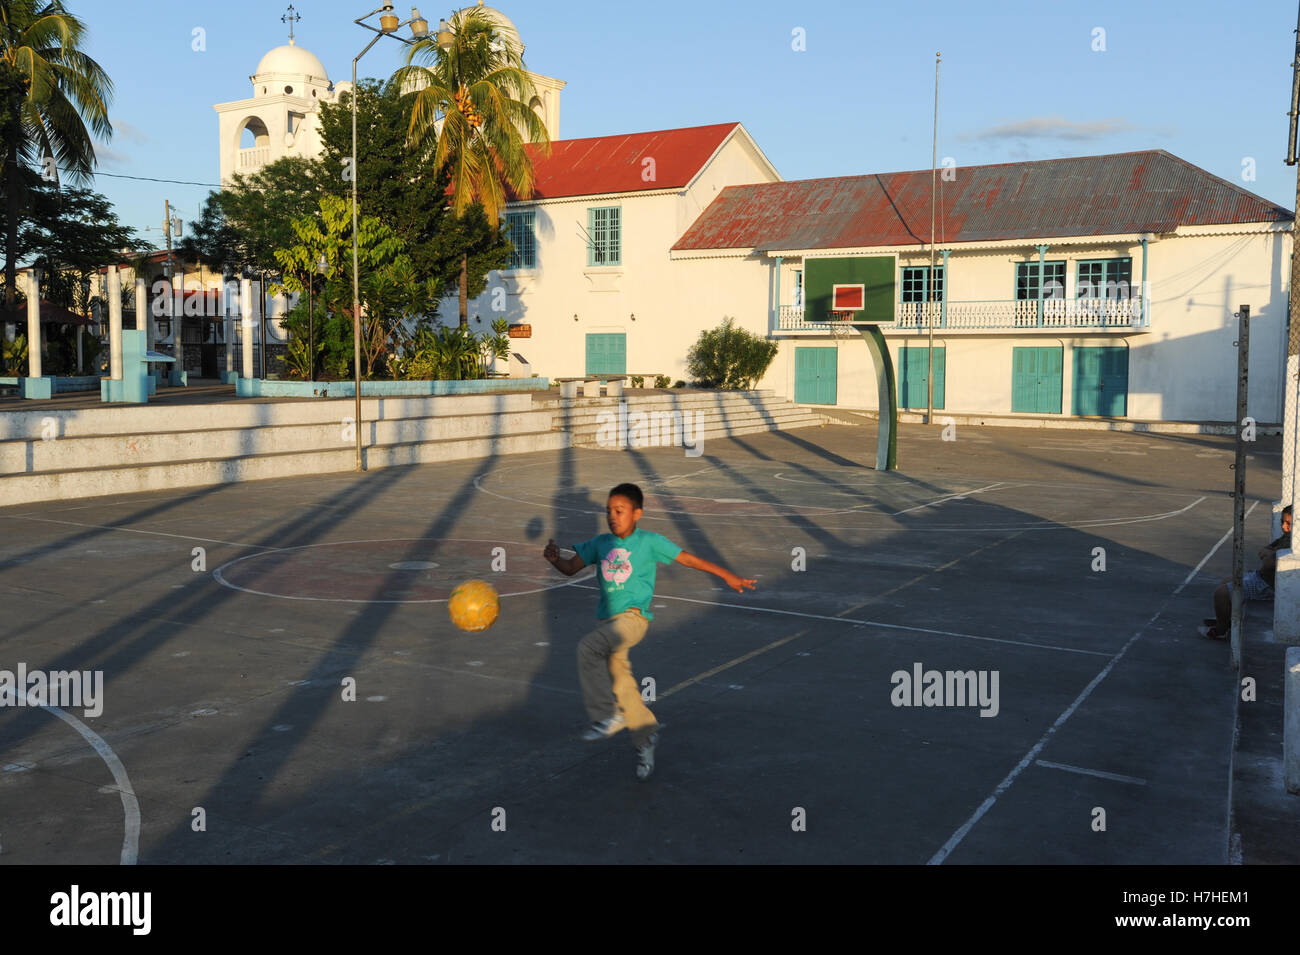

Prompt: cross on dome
[{"left": 282, "top": 4, "right": 300, "bottom": 45}]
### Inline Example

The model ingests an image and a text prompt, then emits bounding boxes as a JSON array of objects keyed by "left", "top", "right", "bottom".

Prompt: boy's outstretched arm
[
  {"left": 675, "top": 551, "right": 757, "bottom": 593},
  {"left": 543, "top": 539, "right": 586, "bottom": 577}
]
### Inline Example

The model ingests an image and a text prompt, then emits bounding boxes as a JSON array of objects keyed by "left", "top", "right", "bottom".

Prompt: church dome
[
  {"left": 255, "top": 44, "right": 330, "bottom": 83},
  {"left": 459, "top": 1, "right": 523, "bottom": 55}
]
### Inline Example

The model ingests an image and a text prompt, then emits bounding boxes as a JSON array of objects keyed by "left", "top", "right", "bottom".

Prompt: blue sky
[{"left": 71, "top": 0, "right": 1300, "bottom": 244}]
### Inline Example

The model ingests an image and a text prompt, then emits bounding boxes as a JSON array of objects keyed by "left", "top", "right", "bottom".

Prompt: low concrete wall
[
  {"left": 235, "top": 377, "right": 549, "bottom": 398},
  {"left": 0, "top": 392, "right": 538, "bottom": 440},
  {"left": 1, "top": 375, "right": 102, "bottom": 394},
  {"left": 53, "top": 376, "right": 103, "bottom": 393}
]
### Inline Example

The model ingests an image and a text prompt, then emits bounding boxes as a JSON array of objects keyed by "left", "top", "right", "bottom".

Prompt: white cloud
[
  {"left": 959, "top": 116, "right": 1134, "bottom": 142},
  {"left": 111, "top": 118, "right": 149, "bottom": 144}
]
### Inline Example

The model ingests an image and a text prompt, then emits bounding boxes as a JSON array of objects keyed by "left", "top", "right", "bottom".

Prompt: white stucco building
[{"left": 460, "top": 144, "right": 1292, "bottom": 424}]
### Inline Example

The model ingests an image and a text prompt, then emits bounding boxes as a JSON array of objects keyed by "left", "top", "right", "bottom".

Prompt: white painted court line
[
  {"left": 0, "top": 689, "right": 140, "bottom": 865},
  {"left": 927, "top": 512, "right": 1232, "bottom": 865},
  {"left": 1036, "top": 759, "right": 1147, "bottom": 786},
  {"left": 1173, "top": 501, "right": 1257, "bottom": 595},
  {"left": 0, "top": 514, "right": 286, "bottom": 552},
  {"left": 891, "top": 483, "right": 1005, "bottom": 516},
  {"left": 571, "top": 584, "right": 1110, "bottom": 657}
]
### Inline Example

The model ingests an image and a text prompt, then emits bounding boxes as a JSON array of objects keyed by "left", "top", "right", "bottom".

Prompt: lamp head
[
  {"left": 411, "top": 7, "right": 428, "bottom": 37},
  {"left": 436, "top": 19, "right": 454, "bottom": 50}
]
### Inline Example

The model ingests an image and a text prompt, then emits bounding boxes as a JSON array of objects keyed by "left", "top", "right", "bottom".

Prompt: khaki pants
[{"left": 577, "top": 609, "right": 657, "bottom": 745}]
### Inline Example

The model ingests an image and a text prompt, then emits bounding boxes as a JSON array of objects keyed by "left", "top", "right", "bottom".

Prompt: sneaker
[
  {"left": 581, "top": 714, "right": 626, "bottom": 741},
  {"left": 1197, "top": 624, "right": 1227, "bottom": 641},
  {"left": 636, "top": 732, "right": 659, "bottom": 781}
]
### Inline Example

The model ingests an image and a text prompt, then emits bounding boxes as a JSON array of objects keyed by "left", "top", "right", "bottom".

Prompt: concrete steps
[
  {"left": 0, "top": 393, "right": 568, "bottom": 505},
  {"left": 0, "top": 389, "right": 832, "bottom": 506},
  {"left": 535, "top": 389, "right": 832, "bottom": 450}
]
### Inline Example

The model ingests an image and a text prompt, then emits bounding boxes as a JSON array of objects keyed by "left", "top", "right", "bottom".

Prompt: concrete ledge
[
  {"left": 833, "top": 408, "right": 1279, "bottom": 436},
  {"left": 235, "top": 376, "right": 549, "bottom": 398},
  {"left": 0, "top": 429, "right": 569, "bottom": 505}
]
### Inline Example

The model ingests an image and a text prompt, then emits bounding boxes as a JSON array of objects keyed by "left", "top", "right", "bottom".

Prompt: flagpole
[{"left": 928, "top": 52, "right": 940, "bottom": 424}]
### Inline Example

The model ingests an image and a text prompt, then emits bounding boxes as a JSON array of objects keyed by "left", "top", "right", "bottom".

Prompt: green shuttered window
[
  {"left": 588, "top": 207, "right": 621, "bottom": 267},
  {"left": 505, "top": 211, "right": 536, "bottom": 270}
]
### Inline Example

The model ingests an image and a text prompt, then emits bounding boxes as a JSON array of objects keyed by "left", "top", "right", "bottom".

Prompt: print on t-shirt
[{"left": 602, "top": 548, "right": 633, "bottom": 586}]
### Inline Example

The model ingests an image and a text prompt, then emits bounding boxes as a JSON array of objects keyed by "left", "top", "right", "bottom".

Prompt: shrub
[
  {"left": 685, "top": 317, "right": 777, "bottom": 389},
  {"left": 630, "top": 375, "right": 644, "bottom": 388},
  {"left": 673, "top": 380, "right": 685, "bottom": 388},
  {"left": 654, "top": 374, "right": 671, "bottom": 389}
]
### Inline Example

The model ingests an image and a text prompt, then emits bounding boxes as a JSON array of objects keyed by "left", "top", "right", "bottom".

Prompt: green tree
[
  {"left": 213, "top": 156, "right": 321, "bottom": 275},
  {"left": 25, "top": 184, "right": 136, "bottom": 316},
  {"left": 176, "top": 191, "right": 243, "bottom": 277},
  {"left": 0, "top": 1, "right": 113, "bottom": 317},
  {"left": 398, "top": 5, "right": 549, "bottom": 325},
  {"left": 273, "top": 194, "right": 429, "bottom": 378},
  {"left": 315, "top": 77, "right": 508, "bottom": 325}
]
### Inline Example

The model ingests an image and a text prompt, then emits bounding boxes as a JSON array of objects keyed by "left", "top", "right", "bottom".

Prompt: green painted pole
[{"left": 859, "top": 324, "right": 898, "bottom": 470}]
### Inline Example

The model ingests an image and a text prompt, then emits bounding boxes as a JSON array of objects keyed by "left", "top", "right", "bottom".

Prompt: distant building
[{"left": 212, "top": 2, "right": 563, "bottom": 185}]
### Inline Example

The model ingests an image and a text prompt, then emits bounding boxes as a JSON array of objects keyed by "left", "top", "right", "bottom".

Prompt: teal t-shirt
[{"left": 574, "top": 528, "right": 682, "bottom": 620}]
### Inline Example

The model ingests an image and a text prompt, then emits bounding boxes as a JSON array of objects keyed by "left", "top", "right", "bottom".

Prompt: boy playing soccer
[{"left": 543, "top": 482, "right": 756, "bottom": 780}]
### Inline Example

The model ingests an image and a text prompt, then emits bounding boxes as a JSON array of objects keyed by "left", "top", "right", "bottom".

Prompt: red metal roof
[
  {"left": 672, "top": 150, "right": 1293, "bottom": 252},
  {"left": 509, "top": 122, "right": 742, "bottom": 201}
]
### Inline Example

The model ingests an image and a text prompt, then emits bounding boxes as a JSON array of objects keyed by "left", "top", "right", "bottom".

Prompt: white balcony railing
[
  {"left": 776, "top": 297, "right": 1147, "bottom": 331},
  {"left": 238, "top": 146, "right": 270, "bottom": 170}
]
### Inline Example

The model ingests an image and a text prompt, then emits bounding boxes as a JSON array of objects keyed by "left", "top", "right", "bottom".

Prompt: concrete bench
[{"left": 554, "top": 375, "right": 629, "bottom": 399}]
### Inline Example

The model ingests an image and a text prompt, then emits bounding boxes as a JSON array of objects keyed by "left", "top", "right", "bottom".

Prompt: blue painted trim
[
  {"left": 1140, "top": 239, "right": 1149, "bottom": 324},
  {"left": 774, "top": 256, "right": 783, "bottom": 330},
  {"left": 235, "top": 377, "right": 551, "bottom": 398},
  {"left": 940, "top": 250, "right": 950, "bottom": 328}
]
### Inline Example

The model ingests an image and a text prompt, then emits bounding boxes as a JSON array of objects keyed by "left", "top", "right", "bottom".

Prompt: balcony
[
  {"left": 776, "top": 297, "right": 1148, "bottom": 333},
  {"left": 238, "top": 146, "right": 270, "bottom": 170}
]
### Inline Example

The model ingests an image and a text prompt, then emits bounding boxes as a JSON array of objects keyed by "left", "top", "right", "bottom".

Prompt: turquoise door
[
  {"left": 585, "top": 333, "right": 626, "bottom": 375},
  {"left": 794, "top": 347, "right": 838, "bottom": 404},
  {"left": 899, "top": 346, "right": 945, "bottom": 409},
  {"left": 1011, "top": 346, "right": 1063, "bottom": 413},
  {"left": 1072, "top": 346, "right": 1128, "bottom": 417}
]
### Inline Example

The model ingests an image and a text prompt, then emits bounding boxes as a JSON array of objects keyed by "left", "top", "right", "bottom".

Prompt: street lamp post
[{"left": 350, "top": 3, "right": 430, "bottom": 471}]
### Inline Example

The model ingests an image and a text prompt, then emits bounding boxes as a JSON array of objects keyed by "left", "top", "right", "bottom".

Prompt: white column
[
  {"left": 107, "top": 267, "right": 123, "bottom": 380},
  {"left": 240, "top": 278, "right": 254, "bottom": 379},
  {"left": 222, "top": 280, "right": 234, "bottom": 376},
  {"left": 136, "top": 278, "right": 152, "bottom": 352},
  {"left": 25, "top": 270, "right": 41, "bottom": 378}
]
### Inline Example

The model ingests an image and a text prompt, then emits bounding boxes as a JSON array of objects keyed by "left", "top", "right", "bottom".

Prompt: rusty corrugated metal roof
[
  {"left": 508, "top": 123, "right": 741, "bottom": 201},
  {"left": 672, "top": 150, "right": 1292, "bottom": 252}
]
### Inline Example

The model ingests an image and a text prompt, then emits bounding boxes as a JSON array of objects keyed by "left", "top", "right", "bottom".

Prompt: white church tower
[
  {"left": 213, "top": 3, "right": 563, "bottom": 185},
  {"left": 212, "top": 6, "right": 342, "bottom": 184}
]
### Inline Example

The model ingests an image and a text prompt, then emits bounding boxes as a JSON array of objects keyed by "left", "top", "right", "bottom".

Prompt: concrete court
[{"left": 0, "top": 419, "right": 1283, "bottom": 864}]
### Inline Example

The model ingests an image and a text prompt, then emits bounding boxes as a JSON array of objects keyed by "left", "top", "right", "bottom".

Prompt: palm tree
[
  {"left": 1, "top": 1, "right": 113, "bottom": 318},
  {"left": 397, "top": 6, "right": 549, "bottom": 326}
]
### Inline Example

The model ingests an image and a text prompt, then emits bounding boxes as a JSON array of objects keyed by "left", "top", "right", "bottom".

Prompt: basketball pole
[{"left": 1231, "top": 305, "right": 1250, "bottom": 671}]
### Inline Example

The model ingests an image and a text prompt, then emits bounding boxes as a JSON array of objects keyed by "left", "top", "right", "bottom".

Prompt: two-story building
[{"left": 470, "top": 144, "right": 1290, "bottom": 423}]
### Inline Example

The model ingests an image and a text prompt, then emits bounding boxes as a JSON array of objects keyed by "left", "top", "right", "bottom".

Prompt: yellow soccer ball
[{"left": 448, "top": 579, "right": 500, "bottom": 632}]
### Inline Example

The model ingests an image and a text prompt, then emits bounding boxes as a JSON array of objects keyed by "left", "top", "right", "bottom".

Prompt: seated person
[{"left": 1200, "top": 505, "right": 1293, "bottom": 639}]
